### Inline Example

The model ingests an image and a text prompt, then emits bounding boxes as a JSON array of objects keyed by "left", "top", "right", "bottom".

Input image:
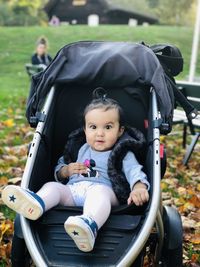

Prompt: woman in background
[{"left": 31, "top": 36, "right": 52, "bottom": 67}]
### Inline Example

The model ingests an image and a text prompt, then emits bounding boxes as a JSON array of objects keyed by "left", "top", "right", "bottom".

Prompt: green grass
[{"left": 0, "top": 25, "right": 199, "bottom": 104}]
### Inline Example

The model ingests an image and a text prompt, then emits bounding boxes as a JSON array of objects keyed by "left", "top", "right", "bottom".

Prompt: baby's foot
[
  {"left": 64, "top": 215, "right": 98, "bottom": 252},
  {"left": 2, "top": 185, "right": 45, "bottom": 220}
]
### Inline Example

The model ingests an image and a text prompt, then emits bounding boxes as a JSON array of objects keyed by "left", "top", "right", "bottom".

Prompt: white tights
[{"left": 36, "top": 182, "right": 119, "bottom": 229}]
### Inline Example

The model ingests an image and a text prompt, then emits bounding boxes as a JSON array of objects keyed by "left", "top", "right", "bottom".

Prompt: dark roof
[
  {"left": 45, "top": 0, "right": 109, "bottom": 13},
  {"left": 105, "top": 7, "right": 157, "bottom": 24},
  {"left": 105, "top": 0, "right": 157, "bottom": 22},
  {"left": 45, "top": 0, "right": 58, "bottom": 13}
]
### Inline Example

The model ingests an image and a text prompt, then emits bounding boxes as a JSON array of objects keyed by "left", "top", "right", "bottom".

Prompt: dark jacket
[
  {"left": 63, "top": 126, "right": 147, "bottom": 204},
  {"left": 31, "top": 53, "right": 52, "bottom": 66}
]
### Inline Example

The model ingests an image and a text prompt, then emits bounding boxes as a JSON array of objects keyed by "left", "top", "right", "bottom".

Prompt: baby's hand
[
  {"left": 60, "top": 163, "right": 88, "bottom": 178},
  {"left": 127, "top": 182, "right": 149, "bottom": 206}
]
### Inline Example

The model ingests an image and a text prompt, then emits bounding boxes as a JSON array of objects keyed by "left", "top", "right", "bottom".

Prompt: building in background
[{"left": 44, "top": 0, "right": 158, "bottom": 26}]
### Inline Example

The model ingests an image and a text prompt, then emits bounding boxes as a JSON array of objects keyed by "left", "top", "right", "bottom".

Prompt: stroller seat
[{"left": 27, "top": 83, "right": 149, "bottom": 266}]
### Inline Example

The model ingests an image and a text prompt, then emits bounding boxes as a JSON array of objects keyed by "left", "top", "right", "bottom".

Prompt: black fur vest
[{"left": 63, "top": 127, "right": 146, "bottom": 204}]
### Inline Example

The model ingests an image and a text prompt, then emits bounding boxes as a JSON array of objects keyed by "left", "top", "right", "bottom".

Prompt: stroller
[{"left": 11, "top": 41, "right": 196, "bottom": 267}]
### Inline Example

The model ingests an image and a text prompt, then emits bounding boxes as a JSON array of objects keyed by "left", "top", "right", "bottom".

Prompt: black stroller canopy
[{"left": 26, "top": 41, "right": 175, "bottom": 128}]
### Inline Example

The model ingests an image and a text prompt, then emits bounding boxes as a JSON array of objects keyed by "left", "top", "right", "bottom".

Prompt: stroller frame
[{"left": 21, "top": 87, "right": 162, "bottom": 266}]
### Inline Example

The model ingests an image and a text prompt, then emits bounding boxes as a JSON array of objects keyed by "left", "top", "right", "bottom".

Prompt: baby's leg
[
  {"left": 37, "top": 181, "right": 75, "bottom": 211},
  {"left": 2, "top": 182, "right": 75, "bottom": 220},
  {"left": 83, "top": 184, "right": 119, "bottom": 229},
  {"left": 64, "top": 184, "right": 118, "bottom": 252}
]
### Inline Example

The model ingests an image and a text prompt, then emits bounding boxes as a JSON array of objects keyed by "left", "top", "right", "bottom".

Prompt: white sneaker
[
  {"left": 64, "top": 215, "right": 98, "bottom": 252},
  {"left": 2, "top": 185, "right": 45, "bottom": 220}
]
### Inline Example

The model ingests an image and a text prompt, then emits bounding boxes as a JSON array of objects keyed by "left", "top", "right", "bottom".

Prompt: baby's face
[{"left": 84, "top": 108, "right": 124, "bottom": 151}]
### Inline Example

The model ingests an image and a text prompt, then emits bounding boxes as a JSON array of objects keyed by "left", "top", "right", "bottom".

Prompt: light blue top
[{"left": 54, "top": 143, "right": 149, "bottom": 190}]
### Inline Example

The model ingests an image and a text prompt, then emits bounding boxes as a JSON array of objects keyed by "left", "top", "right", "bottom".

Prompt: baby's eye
[
  {"left": 89, "top": 125, "right": 96, "bottom": 129},
  {"left": 105, "top": 125, "right": 112, "bottom": 129}
]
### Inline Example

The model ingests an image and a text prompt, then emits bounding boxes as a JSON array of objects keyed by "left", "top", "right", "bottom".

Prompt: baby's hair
[{"left": 83, "top": 87, "right": 125, "bottom": 127}]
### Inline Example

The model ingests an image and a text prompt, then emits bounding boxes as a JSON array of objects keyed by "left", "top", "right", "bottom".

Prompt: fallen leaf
[
  {"left": 190, "top": 210, "right": 200, "bottom": 221},
  {"left": 2, "top": 119, "right": 14, "bottom": 128},
  {"left": 190, "top": 234, "right": 200, "bottom": 245},
  {"left": 163, "top": 199, "right": 174, "bottom": 206},
  {"left": 4, "top": 144, "right": 28, "bottom": 157},
  {"left": 181, "top": 203, "right": 196, "bottom": 213},
  {"left": 191, "top": 254, "right": 200, "bottom": 263},
  {"left": 1, "top": 155, "right": 19, "bottom": 164},
  {"left": 0, "top": 177, "right": 8, "bottom": 186},
  {"left": 9, "top": 167, "right": 24, "bottom": 177},
  {"left": 197, "top": 184, "right": 200, "bottom": 191},
  {"left": 162, "top": 191, "right": 172, "bottom": 200},
  {"left": 8, "top": 177, "right": 21, "bottom": 185},
  {"left": 0, "top": 213, "right": 5, "bottom": 220},
  {"left": 181, "top": 216, "right": 196, "bottom": 230},
  {"left": 174, "top": 197, "right": 186, "bottom": 206},
  {"left": 0, "top": 220, "right": 13, "bottom": 243},
  {"left": 189, "top": 195, "right": 200, "bottom": 208},
  {"left": 177, "top": 186, "right": 187, "bottom": 195}
]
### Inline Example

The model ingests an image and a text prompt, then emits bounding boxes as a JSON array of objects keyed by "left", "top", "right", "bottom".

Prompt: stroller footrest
[
  {"left": 39, "top": 208, "right": 141, "bottom": 231},
  {"left": 32, "top": 208, "right": 142, "bottom": 266}
]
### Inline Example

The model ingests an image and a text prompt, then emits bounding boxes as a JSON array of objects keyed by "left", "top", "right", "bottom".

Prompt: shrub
[{"left": 0, "top": 3, "right": 48, "bottom": 26}]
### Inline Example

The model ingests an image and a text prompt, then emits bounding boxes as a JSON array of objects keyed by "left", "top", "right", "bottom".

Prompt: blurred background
[
  {"left": 0, "top": 0, "right": 197, "bottom": 27},
  {"left": 0, "top": 0, "right": 199, "bottom": 101}
]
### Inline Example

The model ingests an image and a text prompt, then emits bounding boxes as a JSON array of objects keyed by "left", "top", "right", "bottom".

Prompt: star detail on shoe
[
  {"left": 9, "top": 195, "right": 16, "bottom": 202},
  {"left": 72, "top": 230, "right": 79, "bottom": 236}
]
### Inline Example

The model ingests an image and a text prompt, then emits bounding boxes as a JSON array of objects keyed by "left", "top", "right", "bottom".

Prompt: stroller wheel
[
  {"left": 161, "top": 245, "right": 183, "bottom": 267},
  {"left": 161, "top": 206, "right": 183, "bottom": 267},
  {"left": 11, "top": 233, "right": 32, "bottom": 267}
]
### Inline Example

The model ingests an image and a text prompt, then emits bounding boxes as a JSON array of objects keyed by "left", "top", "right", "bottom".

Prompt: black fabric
[
  {"left": 63, "top": 126, "right": 146, "bottom": 204},
  {"left": 149, "top": 43, "right": 184, "bottom": 77},
  {"left": 31, "top": 53, "right": 52, "bottom": 66},
  {"left": 11, "top": 234, "right": 28, "bottom": 267},
  {"left": 63, "top": 128, "right": 86, "bottom": 163},
  {"left": 107, "top": 127, "right": 146, "bottom": 203},
  {"left": 26, "top": 41, "right": 176, "bottom": 131}
]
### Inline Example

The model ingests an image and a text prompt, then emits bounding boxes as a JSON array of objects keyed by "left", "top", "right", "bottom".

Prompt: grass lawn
[{"left": 0, "top": 25, "right": 199, "bottom": 104}]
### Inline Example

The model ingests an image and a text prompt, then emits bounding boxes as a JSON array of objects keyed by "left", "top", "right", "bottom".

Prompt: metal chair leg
[
  {"left": 182, "top": 123, "right": 187, "bottom": 148},
  {"left": 183, "top": 132, "right": 200, "bottom": 166}
]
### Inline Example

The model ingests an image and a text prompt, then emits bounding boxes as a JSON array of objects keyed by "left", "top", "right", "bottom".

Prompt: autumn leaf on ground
[
  {"left": 0, "top": 219, "right": 14, "bottom": 266},
  {"left": 162, "top": 127, "right": 200, "bottom": 266},
  {"left": 2, "top": 119, "right": 15, "bottom": 128}
]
